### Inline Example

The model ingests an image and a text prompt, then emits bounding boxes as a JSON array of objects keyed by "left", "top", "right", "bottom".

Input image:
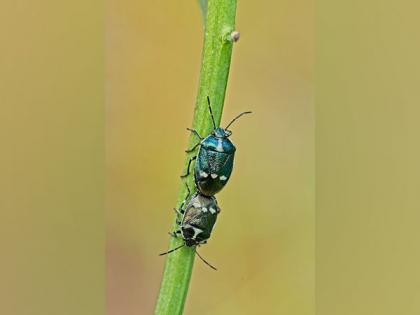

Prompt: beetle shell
[
  {"left": 181, "top": 192, "right": 220, "bottom": 247},
  {"left": 194, "top": 134, "right": 236, "bottom": 196}
]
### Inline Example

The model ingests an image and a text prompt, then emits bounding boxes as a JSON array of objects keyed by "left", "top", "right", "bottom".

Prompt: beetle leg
[
  {"left": 173, "top": 207, "right": 184, "bottom": 216},
  {"left": 173, "top": 208, "right": 183, "bottom": 222},
  {"left": 180, "top": 156, "right": 197, "bottom": 178},
  {"left": 177, "top": 182, "right": 190, "bottom": 211},
  {"left": 173, "top": 183, "right": 189, "bottom": 222},
  {"left": 187, "top": 128, "right": 203, "bottom": 140},
  {"left": 168, "top": 231, "right": 180, "bottom": 238},
  {"left": 185, "top": 142, "right": 200, "bottom": 153}
]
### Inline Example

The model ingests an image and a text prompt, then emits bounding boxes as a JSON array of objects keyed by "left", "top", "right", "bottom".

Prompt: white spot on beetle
[
  {"left": 192, "top": 227, "right": 203, "bottom": 239},
  {"left": 211, "top": 173, "right": 218, "bottom": 179},
  {"left": 199, "top": 171, "right": 208, "bottom": 178},
  {"left": 193, "top": 202, "right": 201, "bottom": 208},
  {"left": 201, "top": 207, "right": 208, "bottom": 213},
  {"left": 209, "top": 207, "right": 217, "bottom": 214},
  {"left": 216, "top": 139, "right": 224, "bottom": 152},
  {"left": 220, "top": 175, "right": 227, "bottom": 181}
]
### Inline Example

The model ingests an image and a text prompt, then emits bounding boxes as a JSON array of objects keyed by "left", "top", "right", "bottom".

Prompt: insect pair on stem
[{"left": 160, "top": 97, "right": 251, "bottom": 270}]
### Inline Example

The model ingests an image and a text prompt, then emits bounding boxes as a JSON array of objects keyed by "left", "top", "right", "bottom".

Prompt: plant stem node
[{"left": 230, "top": 30, "right": 240, "bottom": 42}]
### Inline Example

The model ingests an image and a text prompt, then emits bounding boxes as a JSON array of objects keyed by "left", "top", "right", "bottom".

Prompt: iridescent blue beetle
[
  {"left": 181, "top": 96, "right": 251, "bottom": 196},
  {"left": 159, "top": 184, "right": 220, "bottom": 270}
]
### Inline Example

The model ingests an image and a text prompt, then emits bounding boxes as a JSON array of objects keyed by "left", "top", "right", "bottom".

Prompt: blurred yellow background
[
  {"left": 107, "top": 1, "right": 314, "bottom": 314},
  {"left": 317, "top": 1, "right": 420, "bottom": 314},
  {"left": 0, "top": 1, "right": 104, "bottom": 314}
]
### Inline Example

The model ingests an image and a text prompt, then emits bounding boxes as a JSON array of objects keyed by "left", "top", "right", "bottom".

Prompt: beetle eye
[{"left": 225, "top": 130, "right": 232, "bottom": 137}]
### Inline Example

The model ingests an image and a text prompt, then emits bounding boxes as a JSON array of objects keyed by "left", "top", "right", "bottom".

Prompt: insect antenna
[
  {"left": 206, "top": 96, "right": 217, "bottom": 130},
  {"left": 225, "top": 111, "right": 252, "bottom": 130},
  {"left": 159, "top": 243, "right": 185, "bottom": 256},
  {"left": 195, "top": 248, "right": 217, "bottom": 271}
]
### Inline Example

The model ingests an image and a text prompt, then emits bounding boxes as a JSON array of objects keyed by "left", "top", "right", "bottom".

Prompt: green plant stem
[
  {"left": 197, "top": 0, "right": 208, "bottom": 24},
  {"left": 154, "top": 1, "right": 237, "bottom": 314}
]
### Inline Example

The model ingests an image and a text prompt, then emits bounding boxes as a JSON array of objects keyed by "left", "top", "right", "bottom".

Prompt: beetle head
[
  {"left": 185, "top": 238, "right": 197, "bottom": 247},
  {"left": 212, "top": 127, "right": 232, "bottom": 138}
]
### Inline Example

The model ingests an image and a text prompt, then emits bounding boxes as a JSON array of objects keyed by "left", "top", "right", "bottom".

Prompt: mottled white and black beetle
[{"left": 159, "top": 185, "right": 221, "bottom": 270}]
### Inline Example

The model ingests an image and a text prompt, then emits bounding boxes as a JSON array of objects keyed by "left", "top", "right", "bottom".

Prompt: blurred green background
[{"left": 106, "top": 1, "right": 314, "bottom": 314}]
